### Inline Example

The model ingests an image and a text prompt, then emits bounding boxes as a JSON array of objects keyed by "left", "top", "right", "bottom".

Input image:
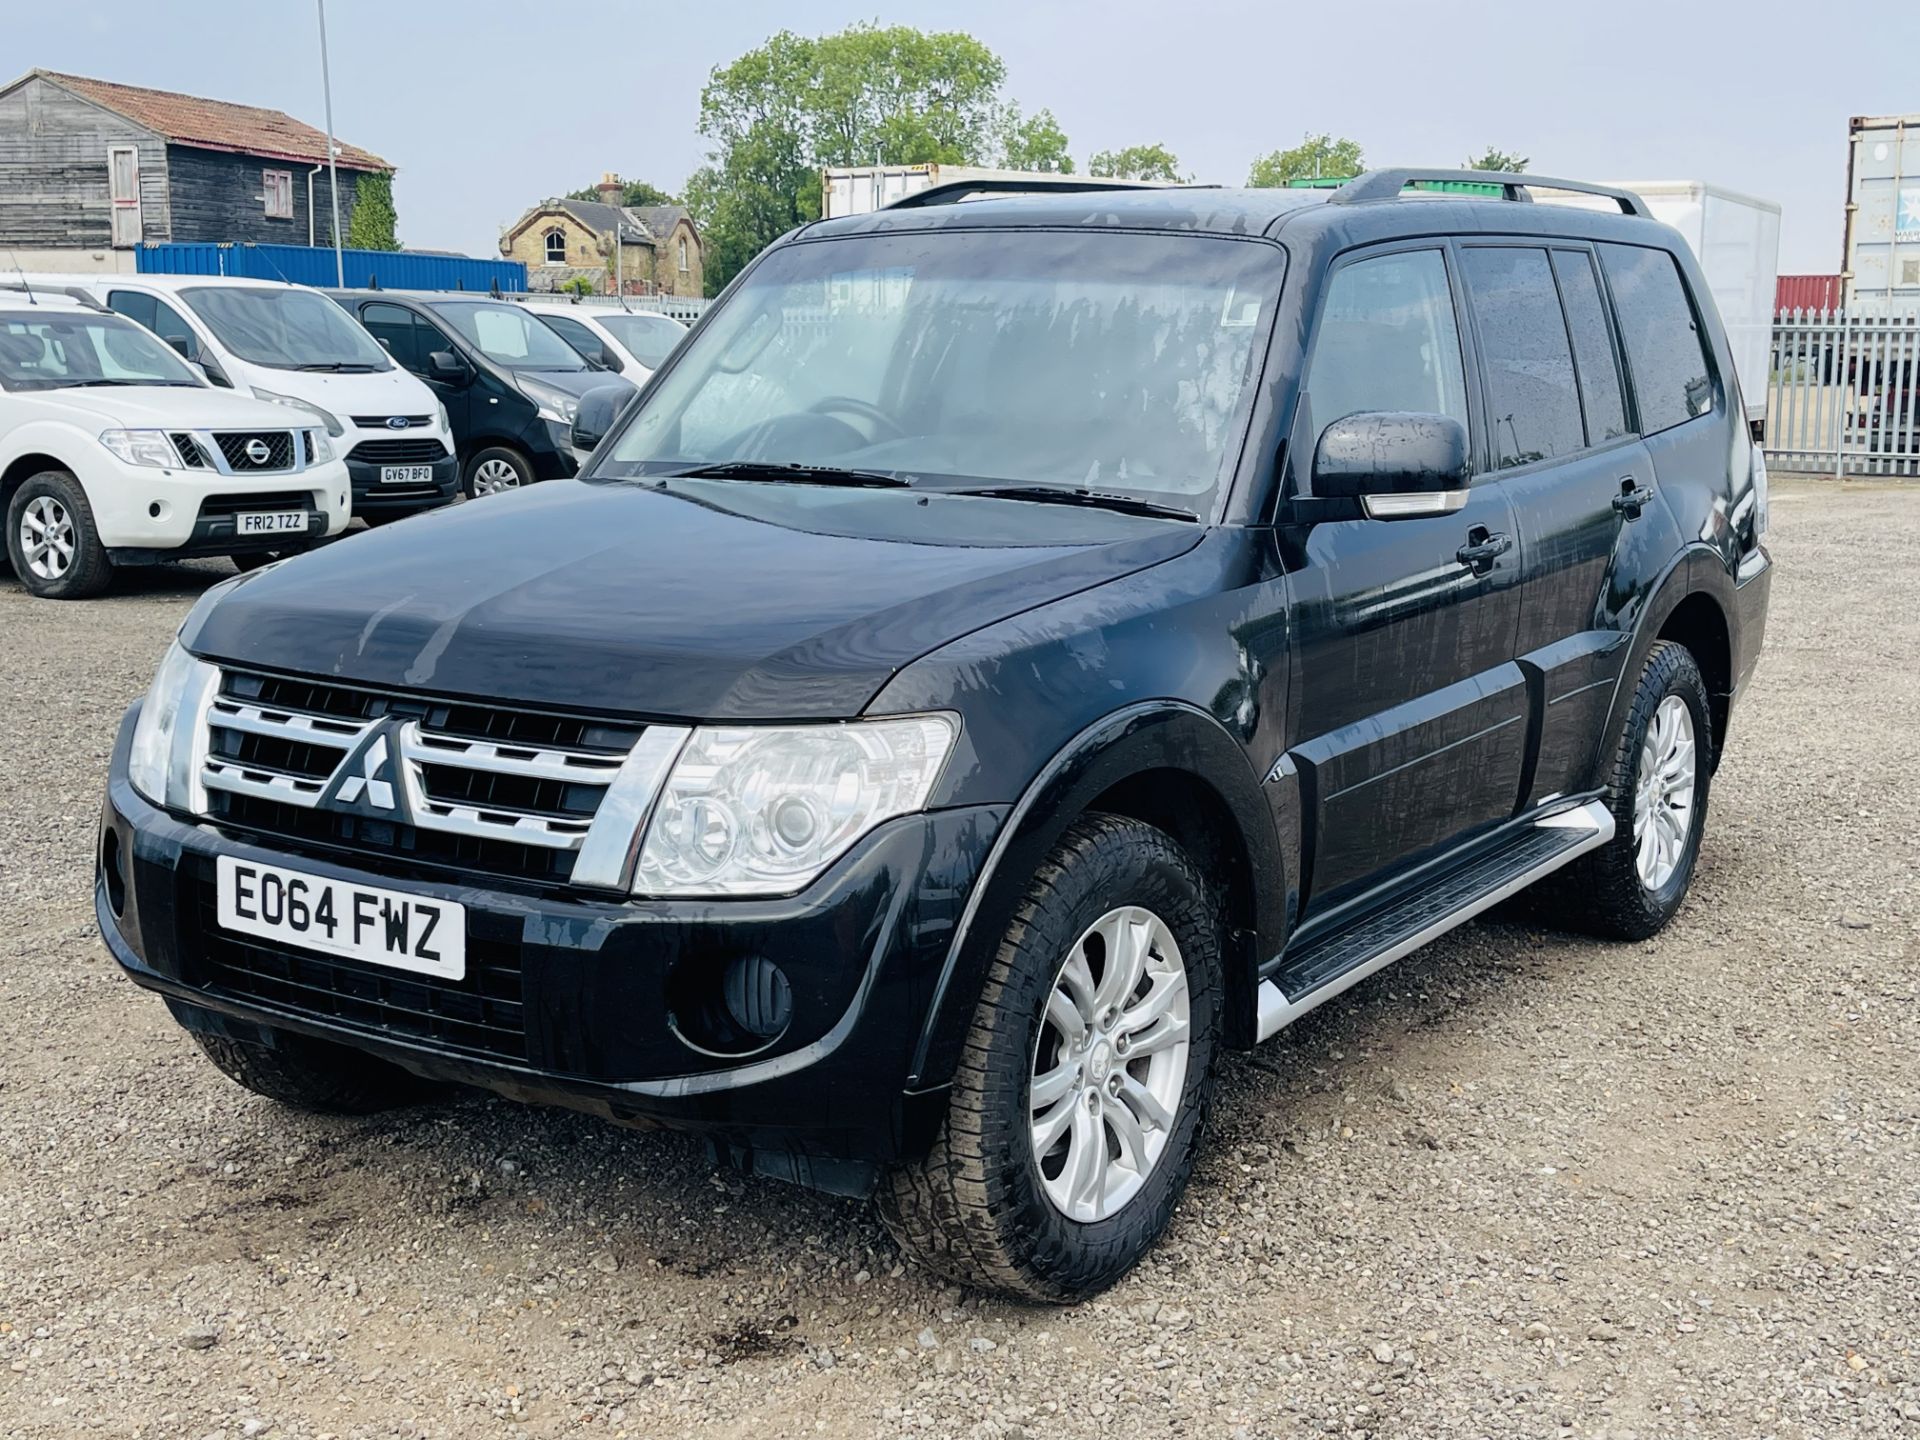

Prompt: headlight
[
  {"left": 251, "top": 387, "right": 344, "bottom": 437},
  {"left": 435, "top": 397, "right": 451, "bottom": 435},
  {"left": 306, "top": 428, "right": 335, "bottom": 463},
  {"left": 99, "top": 429, "right": 184, "bottom": 468},
  {"left": 633, "top": 715, "right": 956, "bottom": 897},
  {"left": 521, "top": 377, "right": 579, "bottom": 426},
  {"left": 126, "top": 641, "right": 221, "bottom": 812}
]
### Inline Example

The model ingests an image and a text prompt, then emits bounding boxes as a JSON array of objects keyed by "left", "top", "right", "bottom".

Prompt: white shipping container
[
  {"left": 1549, "top": 181, "right": 1781, "bottom": 424},
  {"left": 1843, "top": 115, "right": 1920, "bottom": 307},
  {"left": 822, "top": 164, "right": 1159, "bottom": 219}
]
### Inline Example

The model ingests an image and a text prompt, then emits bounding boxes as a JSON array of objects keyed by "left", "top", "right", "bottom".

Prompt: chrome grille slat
[{"left": 196, "top": 671, "right": 690, "bottom": 887}]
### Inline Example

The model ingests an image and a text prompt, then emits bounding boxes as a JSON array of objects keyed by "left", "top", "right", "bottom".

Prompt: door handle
[
  {"left": 1613, "top": 478, "right": 1655, "bottom": 520},
  {"left": 1455, "top": 527, "right": 1512, "bottom": 574}
]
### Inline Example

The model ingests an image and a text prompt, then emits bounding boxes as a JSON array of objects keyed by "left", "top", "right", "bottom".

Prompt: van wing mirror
[
  {"left": 427, "top": 350, "right": 467, "bottom": 383},
  {"left": 570, "top": 384, "right": 633, "bottom": 454},
  {"left": 1311, "top": 412, "right": 1470, "bottom": 519},
  {"left": 164, "top": 333, "right": 198, "bottom": 362}
]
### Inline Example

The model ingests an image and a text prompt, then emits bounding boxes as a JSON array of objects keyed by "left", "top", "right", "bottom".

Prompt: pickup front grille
[
  {"left": 170, "top": 432, "right": 209, "bottom": 468},
  {"left": 213, "top": 431, "right": 296, "bottom": 472},
  {"left": 350, "top": 414, "right": 432, "bottom": 429},
  {"left": 196, "top": 669, "right": 686, "bottom": 890},
  {"left": 198, "top": 491, "right": 312, "bottom": 517},
  {"left": 347, "top": 438, "right": 449, "bottom": 465}
]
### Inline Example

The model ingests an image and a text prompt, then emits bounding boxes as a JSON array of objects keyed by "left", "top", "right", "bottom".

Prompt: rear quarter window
[{"left": 1599, "top": 244, "right": 1714, "bottom": 434}]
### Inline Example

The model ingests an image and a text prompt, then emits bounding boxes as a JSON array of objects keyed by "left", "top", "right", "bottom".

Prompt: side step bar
[{"left": 1255, "top": 799, "right": 1614, "bottom": 1042}]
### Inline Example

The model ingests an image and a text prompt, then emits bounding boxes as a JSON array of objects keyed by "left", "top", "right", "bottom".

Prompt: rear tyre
[
  {"left": 1533, "top": 639, "right": 1713, "bottom": 940},
  {"left": 189, "top": 1026, "right": 433, "bottom": 1115},
  {"left": 463, "top": 446, "right": 533, "bottom": 498},
  {"left": 6, "top": 470, "right": 112, "bottom": 599},
  {"left": 878, "top": 814, "right": 1220, "bottom": 1302}
]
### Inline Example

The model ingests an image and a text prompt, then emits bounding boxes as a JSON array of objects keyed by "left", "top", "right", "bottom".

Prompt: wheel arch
[
  {"left": 1, "top": 450, "right": 80, "bottom": 511},
  {"left": 907, "top": 702, "right": 1284, "bottom": 1090},
  {"left": 1595, "top": 544, "right": 1736, "bottom": 777}
]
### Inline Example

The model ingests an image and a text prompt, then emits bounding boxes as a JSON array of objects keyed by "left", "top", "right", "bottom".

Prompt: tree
[
  {"left": 1462, "top": 147, "right": 1529, "bottom": 173},
  {"left": 560, "top": 274, "right": 596, "bottom": 298},
  {"left": 1087, "top": 143, "right": 1184, "bottom": 182},
  {"left": 343, "top": 169, "right": 399, "bottom": 251},
  {"left": 566, "top": 179, "right": 679, "bottom": 207},
  {"left": 689, "top": 24, "right": 1010, "bottom": 294},
  {"left": 1246, "top": 134, "right": 1364, "bottom": 187},
  {"left": 996, "top": 105, "right": 1073, "bottom": 173}
]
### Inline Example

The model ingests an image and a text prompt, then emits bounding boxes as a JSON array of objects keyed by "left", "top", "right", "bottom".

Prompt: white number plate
[
  {"left": 216, "top": 855, "right": 465, "bottom": 981},
  {"left": 235, "top": 511, "right": 308, "bottom": 535},
  {"left": 380, "top": 465, "right": 434, "bottom": 484}
]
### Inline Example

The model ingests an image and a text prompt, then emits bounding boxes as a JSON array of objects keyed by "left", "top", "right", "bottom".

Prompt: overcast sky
[{"left": 15, "top": 0, "right": 1911, "bottom": 271}]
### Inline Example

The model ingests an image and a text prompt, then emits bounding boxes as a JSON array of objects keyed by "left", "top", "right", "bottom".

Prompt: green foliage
[
  {"left": 1246, "top": 134, "right": 1364, "bottom": 187},
  {"left": 343, "top": 169, "right": 399, "bottom": 251},
  {"left": 995, "top": 105, "right": 1073, "bottom": 173},
  {"left": 1087, "top": 143, "right": 1184, "bottom": 182},
  {"left": 559, "top": 274, "right": 597, "bottom": 298},
  {"left": 566, "top": 179, "right": 679, "bottom": 207},
  {"left": 690, "top": 23, "right": 1010, "bottom": 294},
  {"left": 1463, "top": 147, "right": 1529, "bottom": 173}
]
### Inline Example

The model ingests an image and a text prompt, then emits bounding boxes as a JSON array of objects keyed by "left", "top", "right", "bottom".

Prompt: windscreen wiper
[
  {"left": 942, "top": 485, "right": 1198, "bottom": 521},
  {"left": 667, "top": 460, "right": 911, "bottom": 488},
  {"left": 295, "top": 362, "right": 377, "bottom": 372}
]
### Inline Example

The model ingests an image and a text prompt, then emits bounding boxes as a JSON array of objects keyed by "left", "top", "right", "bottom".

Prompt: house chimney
[{"left": 597, "top": 172, "right": 623, "bottom": 206}]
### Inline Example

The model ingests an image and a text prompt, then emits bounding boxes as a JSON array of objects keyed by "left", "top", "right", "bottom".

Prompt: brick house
[
  {"left": 500, "top": 175, "right": 703, "bottom": 297},
  {"left": 0, "top": 69, "right": 389, "bottom": 256}
]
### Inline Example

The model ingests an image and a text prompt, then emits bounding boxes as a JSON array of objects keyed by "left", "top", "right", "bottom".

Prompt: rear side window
[
  {"left": 1550, "top": 250, "right": 1628, "bottom": 443},
  {"left": 540, "top": 313, "right": 603, "bottom": 361},
  {"left": 1599, "top": 244, "right": 1714, "bottom": 433},
  {"left": 1460, "top": 246, "right": 1584, "bottom": 470},
  {"left": 1304, "top": 249, "right": 1469, "bottom": 445}
]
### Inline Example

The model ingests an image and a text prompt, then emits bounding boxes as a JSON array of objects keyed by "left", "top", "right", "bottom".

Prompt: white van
[
  {"left": 516, "top": 300, "right": 688, "bottom": 381},
  {"left": 0, "top": 293, "right": 350, "bottom": 600},
  {"left": 31, "top": 274, "right": 459, "bottom": 524}
]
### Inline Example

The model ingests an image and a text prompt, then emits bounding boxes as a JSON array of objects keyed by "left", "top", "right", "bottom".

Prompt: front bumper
[
  {"left": 97, "top": 708, "right": 1002, "bottom": 1181},
  {"left": 91, "top": 456, "right": 351, "bottom": 554},
  {"left": 344, "top": 452, "right": 460, "bottom": 517}
]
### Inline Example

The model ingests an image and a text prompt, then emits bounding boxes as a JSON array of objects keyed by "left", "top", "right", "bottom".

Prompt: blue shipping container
[{"left": 138, "top": 242, "right": 528, "bottom": 294}]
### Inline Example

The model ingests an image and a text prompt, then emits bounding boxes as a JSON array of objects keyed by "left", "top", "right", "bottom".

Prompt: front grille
[
  {"left": 171, "top": 432, "right": 209, "bottom": 468},
  {"left": 347, "top": 438, "right": 449, "bottom": 465},
  {"left": 350, "top": 414, "right": 432, "bottom": 429},
  {"left": 302, "top": 431, "right": 316, "bottom": 465},
  {"left": 198, "top": 491, "right": 311, "bottom": 517},
  {"left": 213, "top": 431, "right": 296, "bottom": 472},
  {"left": 197, "top": 669, "right": 668, "bottom": 888},
  {"left": 186, "top": 872, "right": 528, "bottom": 1062}
]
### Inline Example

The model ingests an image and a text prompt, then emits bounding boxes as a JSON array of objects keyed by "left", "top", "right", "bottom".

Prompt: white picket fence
[{"left": 1768, "top": 309, "right": 1920, "bottom": 476}]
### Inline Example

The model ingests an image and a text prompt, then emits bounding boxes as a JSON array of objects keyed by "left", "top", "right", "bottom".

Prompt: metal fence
[
  {"left": 1768, "top": 308, "right": 1920, "bottom": 476},
  {"left": 140, "top": 242, "right": 528, "bottom": 294},
  {"left": 510, "top": 292, "right": 710, "bottom": 323}
]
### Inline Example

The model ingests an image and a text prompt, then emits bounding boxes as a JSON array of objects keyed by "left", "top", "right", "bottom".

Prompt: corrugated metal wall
[
  {"left": 1777, "top": 274, "right": 1842, "bottom": 311},
  {"left": 137, "top": 242, "right": 528, "bottom": 293}
]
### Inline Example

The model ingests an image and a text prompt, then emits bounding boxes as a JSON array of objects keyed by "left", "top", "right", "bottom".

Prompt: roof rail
[
  {"left": 886, "top": 177, "right": 1190, "bottom": 210},
  {"left": 1329, "top": 169, "right": 1652, "bottom": 218}
]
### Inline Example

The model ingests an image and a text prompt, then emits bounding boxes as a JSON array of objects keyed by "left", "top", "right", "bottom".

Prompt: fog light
[
  {"left": 723, "top": 955, "right": 793, "bottom": 1040},
  {"left": 100, "top": 826, "right": 126, "bottom": 917}
]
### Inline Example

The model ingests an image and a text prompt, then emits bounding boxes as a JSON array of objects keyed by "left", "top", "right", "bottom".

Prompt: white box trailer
[
  {"left": 1548, "top": 181, "right": 1780, "bottom": 425},
  {"left": 822, "top": 164, "right": 1160, "bottom": 219}
]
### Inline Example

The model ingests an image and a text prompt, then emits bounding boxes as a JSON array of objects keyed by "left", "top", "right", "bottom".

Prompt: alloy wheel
[
  {"left": 1633, "top": 694, "right": 1697, "bottom": 890},
  {"left": 471, "top": 458, "right": 522, "bottom": 496},
  {"left": 1030, "top": 905, "right": 1191, "bottom": 1223},
  {"left": 21, "top": 496, "right": 75, "bottom": 580}
]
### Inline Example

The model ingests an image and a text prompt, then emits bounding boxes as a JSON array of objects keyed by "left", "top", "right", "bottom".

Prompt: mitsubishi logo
[
  {"left": 244, "top": 437, "right": 272, "bottom": 465},
  {"left": 336, "top": 733, "right": 397, "bottom": 810}
]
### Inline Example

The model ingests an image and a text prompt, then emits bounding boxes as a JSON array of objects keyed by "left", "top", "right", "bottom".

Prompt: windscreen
[
  {"left": 434, "top": 301, "right": 588, "bottom": 371},
  {"left": 601, "top": 229, "right": 1280, "bottom": 510},
  {"left": 598, "top": 312, "right": 686, "bottom": 368},
  {"left": 0, "top": 311, "right": 204, "bottom": 391},
  {"left": 181, "top": 286, "right": 389, "bottom": 370}
]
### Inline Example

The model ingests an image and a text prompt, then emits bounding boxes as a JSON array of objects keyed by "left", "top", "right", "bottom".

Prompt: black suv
[
  {"left": 99, "top": 171, "right": 1771, "bottom": 1302},
  {"left": 328, "top": 290, "right": 636, "bottom": 498}
]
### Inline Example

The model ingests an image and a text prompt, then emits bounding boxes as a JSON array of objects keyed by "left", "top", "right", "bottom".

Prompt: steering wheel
[{"left": 807, "top": 395, "right": 906, "bottom": 443}]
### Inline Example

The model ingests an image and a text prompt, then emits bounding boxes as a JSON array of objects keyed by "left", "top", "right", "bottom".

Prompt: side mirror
[
  {"left": 427, "top": 350, "right": 467, "bottom": 383},
  {"left": 599, "top": 346, "right": 625, "bottom": 373},
  {"left": 1311, "top": 412, "right": 1470, "bottom": 519},
  {"left": 570, "top": 385, "right": 632, "bottom": 455},
  {"left": 165, "top": 333, "right": 198, "bottom": 362}
]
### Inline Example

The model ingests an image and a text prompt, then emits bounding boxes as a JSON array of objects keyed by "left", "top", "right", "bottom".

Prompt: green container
[{"left": 1283, "top": 177, "right": 1506, "bottom": 196}]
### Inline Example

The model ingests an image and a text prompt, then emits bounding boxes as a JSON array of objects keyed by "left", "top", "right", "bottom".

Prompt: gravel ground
[{"left": 1, "top": 480, "right": 1916, "bottom": 1440}]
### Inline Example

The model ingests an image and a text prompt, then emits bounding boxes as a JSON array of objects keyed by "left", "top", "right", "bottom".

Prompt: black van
[
  {"left": 328, "top": 291, "right": 636, "bottom": 498},
  {"left": 107, "top": 172, "right": 1769, "bottom": 1302}
]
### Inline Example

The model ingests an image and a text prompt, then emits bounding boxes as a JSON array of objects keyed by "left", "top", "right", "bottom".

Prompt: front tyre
[
  {"left": 1536, "top": 639, "right": 1713, "bottom": 940},
  {"left": 463, "top": 445, "right": 532, "bottom": 498},
  {"left": 6, "top": 470, "right": 112, "bottom": 599},
  {"left": 879, "top": 814, "right": 1220, "bottom": 1302}
]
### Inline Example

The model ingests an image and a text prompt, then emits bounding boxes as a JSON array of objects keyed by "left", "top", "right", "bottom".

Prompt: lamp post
[{"left": 316, "top": 0, "right": 344, "bottom": 286}]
